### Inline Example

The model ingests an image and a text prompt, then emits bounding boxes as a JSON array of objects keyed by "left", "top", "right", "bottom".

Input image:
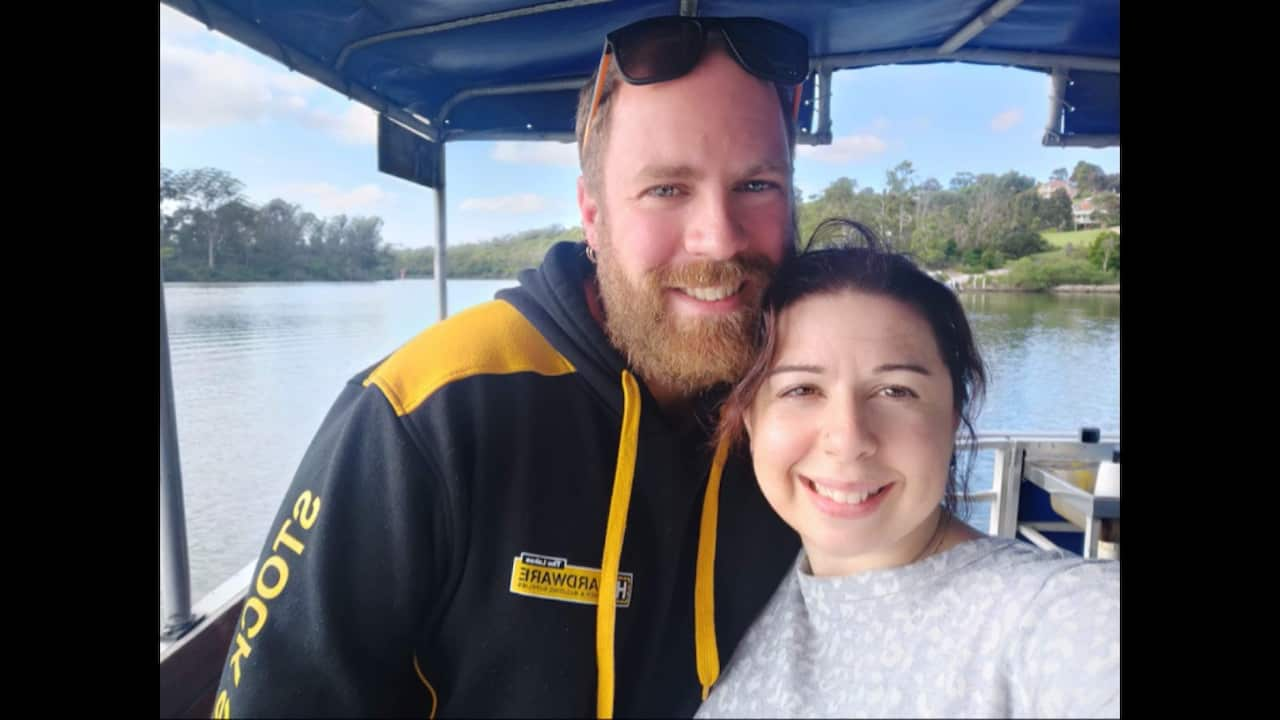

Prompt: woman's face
[{"left": 745, "top": 290, "right": 959, "bottom": 576}]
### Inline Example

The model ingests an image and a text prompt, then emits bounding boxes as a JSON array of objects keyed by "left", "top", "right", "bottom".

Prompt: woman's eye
[{"left": 780, "top": 385, "right": 819, "bottom": 399}]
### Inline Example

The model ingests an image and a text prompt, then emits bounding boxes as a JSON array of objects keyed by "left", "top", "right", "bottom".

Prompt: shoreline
[{"left": 956, "top": 284, "right": 1120, "bottom": 294}]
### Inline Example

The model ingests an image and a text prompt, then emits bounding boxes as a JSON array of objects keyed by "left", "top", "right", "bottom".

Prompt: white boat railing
[{"left": 961, "top": 431, "right": 1120, "bottom": 557}]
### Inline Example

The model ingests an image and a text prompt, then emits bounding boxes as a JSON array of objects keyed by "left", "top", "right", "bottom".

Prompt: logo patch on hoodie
[{"left": 509, "top": 552, "right": 633, "bottom": 607}]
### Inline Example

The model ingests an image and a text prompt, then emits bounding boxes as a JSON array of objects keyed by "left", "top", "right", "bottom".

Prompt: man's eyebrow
[
  {"left": 741, "top": 160, "right": 790, "bottom": 177},
  {"left": 634, "top": 161, "right": 789, "bottom": 181},
  {"left": 636, "top": 164, "right": 699, "bottom": 181}
]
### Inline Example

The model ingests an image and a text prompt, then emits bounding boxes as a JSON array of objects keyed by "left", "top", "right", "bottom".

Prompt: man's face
[{"left": 578, "top": 48, "right": 794, "bottom": 398}]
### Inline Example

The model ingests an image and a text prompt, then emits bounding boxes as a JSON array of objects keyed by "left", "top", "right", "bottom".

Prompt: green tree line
[
  {"left": 797, "top": 160, "right": 1118, "bottom": 273},
  {"left": 161, "top": 167, "right": 394, "bottom": 281},
  {"left": 161, "top": 160, "right": 1117, "bottom": 282}
]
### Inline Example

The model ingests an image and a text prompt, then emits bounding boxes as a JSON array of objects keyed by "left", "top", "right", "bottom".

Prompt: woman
[{"left": 697, "top": 220, "right": 1119, "bottom": 718}]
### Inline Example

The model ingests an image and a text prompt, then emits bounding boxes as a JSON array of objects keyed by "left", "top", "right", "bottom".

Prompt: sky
[{"left": 160, "top": 4, "right": 1120, "bottom": 250}]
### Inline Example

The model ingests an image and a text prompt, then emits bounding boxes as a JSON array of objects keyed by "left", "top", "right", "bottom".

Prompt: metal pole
[
  {"left": 816, "top": 68, "right": 833, "bottom": 143},
  {"left": 434, "top": 143, "right": 448, "bottom": 321},
  {"left": 160, "top": 274, "right": 197, "bottom": 639},
  {"left": 1042, "top": 67, "right": 1068, "bottom": 146},
  {"left": 989, "top": 448, "right": 1007, "bottom": 536}
]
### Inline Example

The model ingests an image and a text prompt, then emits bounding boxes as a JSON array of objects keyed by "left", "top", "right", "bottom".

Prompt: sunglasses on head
[{"left": 582, "top": 16, "right": 811, "bottom": 151}]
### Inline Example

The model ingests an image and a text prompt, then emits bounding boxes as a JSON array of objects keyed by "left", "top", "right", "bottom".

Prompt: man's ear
[{"left": 578, "top": 176, "right": 600, "bottom": 247}]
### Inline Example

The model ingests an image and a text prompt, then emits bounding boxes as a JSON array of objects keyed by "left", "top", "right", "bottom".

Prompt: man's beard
[{"left": 593, "top": 225, "right": 778, "bottom": 399}]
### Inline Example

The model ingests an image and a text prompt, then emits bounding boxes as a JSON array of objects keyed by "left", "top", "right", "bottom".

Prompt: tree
[
  {"left": 299, "top": 211, "right": 323, "bottom": 252},
  {"left": 323, "top": 215, "right": 349, "bottom": 250},
  {"left": 820, "top": 177, "right": 857, "bottom": 210},
  {"left": 168, "top": 167, "right": 246, "bottom": 271},
  {"left": 963, "top": 174, "right": 1003, "bottom": 254},
  {"left": 911, "top": 214, "right": 952, "bottom": 268},
  {"left": 215, "top": 200, "right": 258, "bottom": 268},
  {"left": 1051, "top": 167, "right": 1068, "bottom": 182},
  {"left": 160, "top": 167, "right": 180, "bottom": 202},
  {"left": 949, "top": 172, "right": 975, "bottom": 191},
  {"left": 1089, "top": 231, "right": 1120, "bottom": 273},
  {"left": 1042, "top": 189, "right": 1073, "bottom": 230},
  {"left": 1071, "top": 161, "right": 1106, "bottom": 195},
  {"left": 799, "top": 177, "right": 858, "bottom": 247},
  {"left": 997, "top": 228, "right": 1049, "bottom": 259},
  {"left": 1092, "top": 192, "right": 1120, "bottom": 227},
  {"left": 1010, "top": 190, "right": 1042, "bottom": 231},
  {"left": 997, "top": 171, "right": 1036, "bottom": 196},
  {"left": 344, "top": 216, "right": 388, "bottom": 275},
  {"left": 255, "top": 198, "right": 304, "bottom": 275},
  {"left": 160, "top": 167, "right": 180, "bottom": 249},
  {"left": 914, "top": 177, "right": 942, "bottom": 231},
  {"left": 885, "top": 160, "right": 917, "bottom": 247}
]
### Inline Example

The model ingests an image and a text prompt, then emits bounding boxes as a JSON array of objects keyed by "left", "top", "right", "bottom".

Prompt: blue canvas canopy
[{"left": 161, "top": 0, "right": 1120, "bottom": 192}]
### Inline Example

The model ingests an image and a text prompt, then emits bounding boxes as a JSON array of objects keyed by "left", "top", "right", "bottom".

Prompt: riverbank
[
  {"left": 954, "top": 284, "right": 1119, "bottom": 294},
  {"left": 941, "top": 268, "right": 1119, "bottom": 294}
]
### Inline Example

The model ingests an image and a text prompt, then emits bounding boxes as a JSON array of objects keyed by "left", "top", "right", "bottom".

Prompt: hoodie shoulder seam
[{"left": 362, "top": 299, "right": 576, "bottom": 416}]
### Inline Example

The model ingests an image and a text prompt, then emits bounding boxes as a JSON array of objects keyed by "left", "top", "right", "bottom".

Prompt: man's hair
[{"left": 573, "top": 34, "right": 800, "bottom": 197}]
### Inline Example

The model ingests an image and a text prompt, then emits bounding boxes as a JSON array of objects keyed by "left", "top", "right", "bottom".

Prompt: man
[{"left": 214, "top": 15, "right": 808, "bottom": 718}]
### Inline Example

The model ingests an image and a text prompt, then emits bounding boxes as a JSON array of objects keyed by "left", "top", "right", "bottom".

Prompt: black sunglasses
[
  {"left": 583, "top": 16, "right": 810, "bottom": 151},
  {"left": 608, "top": 16, "right": 810, "bottom": 87}
]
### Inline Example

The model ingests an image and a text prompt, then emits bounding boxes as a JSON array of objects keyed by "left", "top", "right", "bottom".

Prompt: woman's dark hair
[{"left": 716, "top": 218, "right": 988, "bottom": 518}]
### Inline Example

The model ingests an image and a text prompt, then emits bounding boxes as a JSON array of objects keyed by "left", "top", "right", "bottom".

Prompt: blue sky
[{"left": 160, "top": 4, "right": 1119, "bottom": 250}]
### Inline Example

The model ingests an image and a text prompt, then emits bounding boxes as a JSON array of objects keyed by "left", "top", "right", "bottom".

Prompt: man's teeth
[
  {"left": 811, "top": 481, "right": 885, "bottom": 505},
  {"left": 678, "top": 285, "right": 739, "bottom": 302}
]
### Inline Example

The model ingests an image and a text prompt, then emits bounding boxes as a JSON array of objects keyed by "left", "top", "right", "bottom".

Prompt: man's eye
[
  {"left": 647, "top": 185, "right": 680, "bottom": 198},
  {"left": 741, "top": 180, "right": 777, "bottom": 192}
]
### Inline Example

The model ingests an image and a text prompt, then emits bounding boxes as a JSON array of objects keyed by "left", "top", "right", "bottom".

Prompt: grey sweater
[{"left": 696, "top": 536, "right": 1119, "bottom": 718}]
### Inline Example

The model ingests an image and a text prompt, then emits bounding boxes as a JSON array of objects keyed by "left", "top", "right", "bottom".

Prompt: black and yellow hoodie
[{"left": 213, "top": 242, "right": 800, "bottom": 718}]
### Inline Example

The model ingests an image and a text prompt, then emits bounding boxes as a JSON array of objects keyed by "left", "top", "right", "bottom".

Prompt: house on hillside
[
  {"left": 1036, "top": 178, "right": 1077, "bottom": 199},
  {"left": 1072, "top": 197, "right": 1100, "bottom": 228}
]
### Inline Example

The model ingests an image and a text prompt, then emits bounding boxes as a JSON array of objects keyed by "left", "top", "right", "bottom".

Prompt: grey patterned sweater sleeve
[
  {"left": 1009, "top": 559, "right": 1120, "bottom": 717},
  {"left": 695, "top": 537, "right": 1119, "bottom": 719}
]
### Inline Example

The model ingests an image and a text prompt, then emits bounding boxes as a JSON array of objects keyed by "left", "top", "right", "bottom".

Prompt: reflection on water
[
  {"left": 959, "top": 292, "right": 1119, "bottom": 531},
  {"left": 161, "top": 279, "right": 515, "bottom": 617}
]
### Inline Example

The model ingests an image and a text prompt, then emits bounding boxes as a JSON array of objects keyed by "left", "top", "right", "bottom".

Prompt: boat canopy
[{"left": 161, "top": 0, "right": 1119, "bottom": 191}]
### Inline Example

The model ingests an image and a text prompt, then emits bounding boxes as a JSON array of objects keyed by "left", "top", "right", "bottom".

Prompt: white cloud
[
  {"left": 459, "top": 193, "right": 551, "bottom": 214},
  {"left": 797, "top": 134, "right": 889, "bottom": 163},
  {"left": 491, "top": 141, "right": 580, "bottom": 167},
  {"left": 339, "top": 105, "right": 378, "bottom": 145},
  {"left": 161, "top": 43, "right": 273, "bottom": 129},
  {"left": 276, "top": 183, "right": 394, "bottom": 215},
  {"left": 161, "top": 40, "right": 315, "bottom": 128},
  {"left": 160, "top": 4, "right": 206, "bottom": 41},
  {"left": 991, "top": 108, "right": 1024, "bottom": 132},
  {"left": 295, "top": 103, "right": 379, "bottom": 146},
  {"left": 160, "top": 34, "right": 377, "bottom": 145}
]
